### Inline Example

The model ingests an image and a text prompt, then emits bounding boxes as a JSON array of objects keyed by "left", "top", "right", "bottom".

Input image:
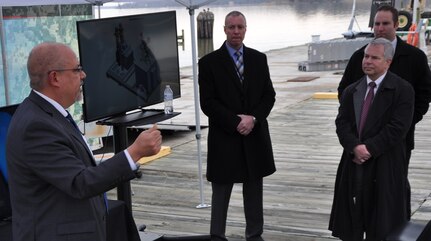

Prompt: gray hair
[
  {"left": 27, "top": 42, "right": 70, "bottom": 90},
  {"left": 225, "top": 11, "right": 247, "bottom": 26},
  {"left": 366, "top": 37, "right": 394, "bottom": 60}
]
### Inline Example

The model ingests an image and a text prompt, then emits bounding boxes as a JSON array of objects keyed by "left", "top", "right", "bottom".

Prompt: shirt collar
[
  {"left": 391, "top": 37, "right": 397, "bottom": 52},
  {"left": 225, "top": 42, "right": 244, "bottom": 58},
  {"left": 33, "top": 90, "right": 68, "bottom": 117},
  {"left": 366, "top": 71, "right": 387, "bottom": 89}
]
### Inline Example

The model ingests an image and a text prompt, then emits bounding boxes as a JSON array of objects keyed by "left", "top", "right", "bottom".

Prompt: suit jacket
[
  {"left": 338, "top": 36, "right": 431, "bottom": 150},
  {"left": 198, "top": 42, "right": 276, "bottom": 183},
  {"left": 6, "top": 91, "right": 137, "bottom": 241},
  {"left": 329, "top": 71, "right": 414, "bottom": 240}
]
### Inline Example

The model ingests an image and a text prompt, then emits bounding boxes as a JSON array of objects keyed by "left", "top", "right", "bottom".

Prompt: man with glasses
[{"left": 6, "top": 42, "right": 162, "bottom": 241}]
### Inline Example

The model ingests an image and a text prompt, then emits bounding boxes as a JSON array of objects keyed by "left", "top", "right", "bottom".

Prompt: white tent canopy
[
  {"left": 0, "top": 0, "right": 98, "bottom": 105},
  {"left": 1, "top": 0, "right": 91, "bottom": 6}
]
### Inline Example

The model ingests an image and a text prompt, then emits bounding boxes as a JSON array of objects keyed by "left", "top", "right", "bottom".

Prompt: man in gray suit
[{"left": 6, "top": 42, "right": 162, "bottom": 241}]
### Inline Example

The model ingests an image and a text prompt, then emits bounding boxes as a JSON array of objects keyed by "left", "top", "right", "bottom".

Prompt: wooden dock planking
[
  {"left": 112, "top": 97, "right": 431, "bottom": 241},
  {"left": 104, "top": 44, "right": 431, "bottom": 240}
]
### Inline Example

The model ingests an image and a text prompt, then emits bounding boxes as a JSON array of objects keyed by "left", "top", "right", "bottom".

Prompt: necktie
[
  {"left": 234, "top": 50, "right": 244, "bottom": 82},
  {"left": 358, "top": 82, "right": 376, "bottom": 137},
  {"left": 65, "top": 111, "right": 109, "bottom": 211},
  {"left": 65, "top": 111, "right": 80, "bottom": 132}
]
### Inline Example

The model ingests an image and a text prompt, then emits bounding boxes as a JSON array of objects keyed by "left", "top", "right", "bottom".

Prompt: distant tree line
[{"left": 117, "top": 0, "right": 353, "bottom": 9}]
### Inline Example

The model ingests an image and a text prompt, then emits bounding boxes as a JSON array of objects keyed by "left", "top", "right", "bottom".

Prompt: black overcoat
[
  {"left": 338, "top": 36, "right": 431, "bottom": 150},
  {"left": 198, "top": 42, "right": 276, "bottom": 183},
  {"left": 329, "top": 71, "right": 415, "bottom": 240}
]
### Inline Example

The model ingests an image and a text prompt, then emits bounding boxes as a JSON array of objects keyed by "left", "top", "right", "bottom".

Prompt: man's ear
[
  {"left": 386, "top": 58, "right": 393, "bottom": 66},
  {"left": 47, "top": 71, "right": 61, "bottom": 87},
  {"left": 394, "top": 21, "right": 399, "bottom": 30}
]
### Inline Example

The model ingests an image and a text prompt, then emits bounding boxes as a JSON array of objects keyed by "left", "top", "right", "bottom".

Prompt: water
[
  {"left": 164, "top": 85, "right": 174, "bottom": 115},
  {"left": 100, "top": 1, "right": 373, "bottom": 67}
]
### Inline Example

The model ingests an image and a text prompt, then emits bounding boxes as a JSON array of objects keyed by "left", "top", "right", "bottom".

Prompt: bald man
[{"left": 6, "top": 42, "right": 162, "bottom": 241}]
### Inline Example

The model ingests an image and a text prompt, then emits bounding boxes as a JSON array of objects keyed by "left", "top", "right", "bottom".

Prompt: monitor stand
[
  {"left": 97, "top": 109, "right": 180, "bottom": 126},
  {"left": 95, "top": 109, "right": 180, "bottom": 211}
]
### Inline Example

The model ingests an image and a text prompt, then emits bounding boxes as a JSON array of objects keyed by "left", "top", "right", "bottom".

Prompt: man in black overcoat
[
  {"left": 329, "top": 38, "right": 415, "bottom": 240},
  {"left": 337, "top": 5, "right": 431, "bottom": 218},
  {"left": 198, "top": 11, "right": 276, "bottom": 241}
]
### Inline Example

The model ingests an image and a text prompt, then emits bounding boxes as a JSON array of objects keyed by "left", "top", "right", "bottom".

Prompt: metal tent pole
[
  {"left": 0, "top": 6, "right": 10, "bottom": 105},
  {"left": 413, "top": 0, "right": 419, "bottom": 24},
  {"left": 175, "top": 0, "right": 217, "bottom": 209},
  {"left": 85, "top": 0, "right": 112, "bottom": 19},
  {"left": 188, "top": 7, "right": 208, "bottom": 209}
]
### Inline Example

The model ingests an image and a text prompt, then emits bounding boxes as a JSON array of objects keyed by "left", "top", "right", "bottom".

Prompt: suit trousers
[{"left": 210, "top": 179, "right": 263, "bottom": 241}]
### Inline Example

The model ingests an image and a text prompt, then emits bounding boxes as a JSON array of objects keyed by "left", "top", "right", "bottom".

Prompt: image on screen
[{"left": 77, "top": 11, "right": 180, "bottom": 122}]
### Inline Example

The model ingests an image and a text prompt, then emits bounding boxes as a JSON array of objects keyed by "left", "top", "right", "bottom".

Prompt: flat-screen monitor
[{"left": 77, "top": 11, "right": 180, "bottom": 122}]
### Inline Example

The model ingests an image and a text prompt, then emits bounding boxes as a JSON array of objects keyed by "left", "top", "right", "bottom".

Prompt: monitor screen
[{"left": 77, "top": 11, "right": 180, "bottom": 122}]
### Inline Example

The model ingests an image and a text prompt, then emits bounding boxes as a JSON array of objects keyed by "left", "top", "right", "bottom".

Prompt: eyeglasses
[{"left": 48, "top": 65, "right": 83, "bottom": 74}]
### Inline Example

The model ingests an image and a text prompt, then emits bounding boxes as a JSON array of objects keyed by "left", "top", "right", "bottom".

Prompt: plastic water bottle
[{"left": 164, "top": 85, "right": 173, "bottom": 114}]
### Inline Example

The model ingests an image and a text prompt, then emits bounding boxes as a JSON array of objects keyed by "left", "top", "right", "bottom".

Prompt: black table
[
  {"left": 107, "top": 199, "right": 140, "bottom": 241},
  {"left": 0, "top": 200, "right": 140, "bottom": 241},
  {"left": 0, "top": 219, "right": 12, "bottom": 241}
]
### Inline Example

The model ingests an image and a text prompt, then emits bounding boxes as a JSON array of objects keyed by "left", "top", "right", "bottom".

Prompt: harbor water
[{"left": 99, "top": 0, "right": 373, "bottom": 67}]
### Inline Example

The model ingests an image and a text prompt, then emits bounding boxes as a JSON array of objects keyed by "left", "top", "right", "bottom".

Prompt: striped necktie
[{"left": 234, "top": 50, "right": 244, "bottom": 82}]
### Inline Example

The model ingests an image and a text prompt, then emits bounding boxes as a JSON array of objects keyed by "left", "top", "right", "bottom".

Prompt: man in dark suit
[
  {"left": 6, "top": 42, "right": 162, "bottom": 241},
  {"left": 198, "top": 11, "right": 276, "bottom": 241},
  {"left": 329, "top": 38, "right": 415, "bottom": 241},
  {"left": 337, "top": 5, "right": 431, "bottom": 218}
]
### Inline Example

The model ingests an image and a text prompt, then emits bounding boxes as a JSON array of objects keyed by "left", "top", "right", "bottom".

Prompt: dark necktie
[
  {"left": 65, "top": 111, "right": 109, "bottom": 211},
  {"left": 234, "top": 50, "right": 244, "bottom": 82},
  {"left": 358, "top": 81, "right": 376, "bottom": 137},
  {"left": 65, "top": 111, "right": 80, "bottom": 132}
]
